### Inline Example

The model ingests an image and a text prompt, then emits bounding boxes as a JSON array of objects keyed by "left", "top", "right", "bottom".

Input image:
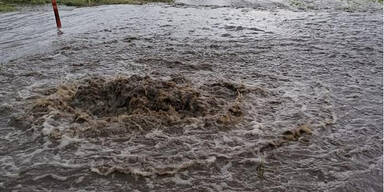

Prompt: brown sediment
[
  {"left": 260, "top": 124, "right": 312, "bottom": 152},
  {"left": 21, "top": 75, "right": 252, "bottom": 139}
]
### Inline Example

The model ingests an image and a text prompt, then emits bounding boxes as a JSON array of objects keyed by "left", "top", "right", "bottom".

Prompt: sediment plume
[{"left": 19, "top": 75, "right": 252, "bottom": 140}]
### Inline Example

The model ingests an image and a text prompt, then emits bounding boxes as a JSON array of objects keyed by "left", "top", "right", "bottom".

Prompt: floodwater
[{"left": 0, "top": 0, "right": 382, "bottom": 191}]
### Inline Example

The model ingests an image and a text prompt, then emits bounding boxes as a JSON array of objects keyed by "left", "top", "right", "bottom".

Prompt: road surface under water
[{"left": 0, "top": 0, "right": 382, "bottom": 191}]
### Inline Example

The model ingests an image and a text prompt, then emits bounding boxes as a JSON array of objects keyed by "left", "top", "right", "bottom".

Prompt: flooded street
[{"left": 0, "top": 0, "right": 382, "bottom": 191}]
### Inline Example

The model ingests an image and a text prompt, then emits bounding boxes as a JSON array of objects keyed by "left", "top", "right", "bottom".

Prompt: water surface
[{"left": 0, "top": 0, "right": 382, "bottom": 191}]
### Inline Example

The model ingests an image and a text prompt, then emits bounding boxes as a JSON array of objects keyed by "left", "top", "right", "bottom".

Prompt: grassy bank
[
  {"left": 0, "top": 0, "right": 172, "bottom": 12},
  {"left": 0, "top": 1, "right": 16, "bottom": 11}
]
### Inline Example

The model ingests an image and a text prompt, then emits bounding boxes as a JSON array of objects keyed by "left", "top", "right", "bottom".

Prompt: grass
[
  {"left": 56, "top": 0, "right": 173, "bottom": 6},
  {"left": 0, "top": 0, "right": 172, "bottom": 12},
  {"left": 0, "top": 2, "right": 16, "bottom": 11}
]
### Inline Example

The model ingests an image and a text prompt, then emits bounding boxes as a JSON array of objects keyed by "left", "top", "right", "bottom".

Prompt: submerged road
[{"left": 0, "top": 0, "right": 382, "bottom": 191}]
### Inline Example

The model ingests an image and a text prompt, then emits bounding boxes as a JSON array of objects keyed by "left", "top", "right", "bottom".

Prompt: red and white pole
[{"left": 51, "top": 0, "right": 62, "bottom": 29}]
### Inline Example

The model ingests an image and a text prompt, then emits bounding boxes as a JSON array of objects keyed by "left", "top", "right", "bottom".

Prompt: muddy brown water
[{"left": 0, "top": 0, "right": 382, "bottom": 191}]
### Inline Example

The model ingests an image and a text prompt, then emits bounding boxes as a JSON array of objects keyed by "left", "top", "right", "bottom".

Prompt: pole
[{"left": 51, "top": 0, "right": 62, "bottom": 29}]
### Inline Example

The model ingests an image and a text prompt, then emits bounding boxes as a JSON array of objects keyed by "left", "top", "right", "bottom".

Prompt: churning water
[{"left": 0, "top": 0, "right": 382, "bottom": 191}]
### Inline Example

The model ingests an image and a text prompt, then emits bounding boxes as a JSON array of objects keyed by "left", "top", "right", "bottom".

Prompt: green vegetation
[
  {"left": 57, "top": 0, "right": 172, "bottom": 6},
  {"left": 0, "top": 1, "right": 16, "bottom": 11},
  {"left": 0, "top": 0, "right": 172, "bottom": 12}
]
